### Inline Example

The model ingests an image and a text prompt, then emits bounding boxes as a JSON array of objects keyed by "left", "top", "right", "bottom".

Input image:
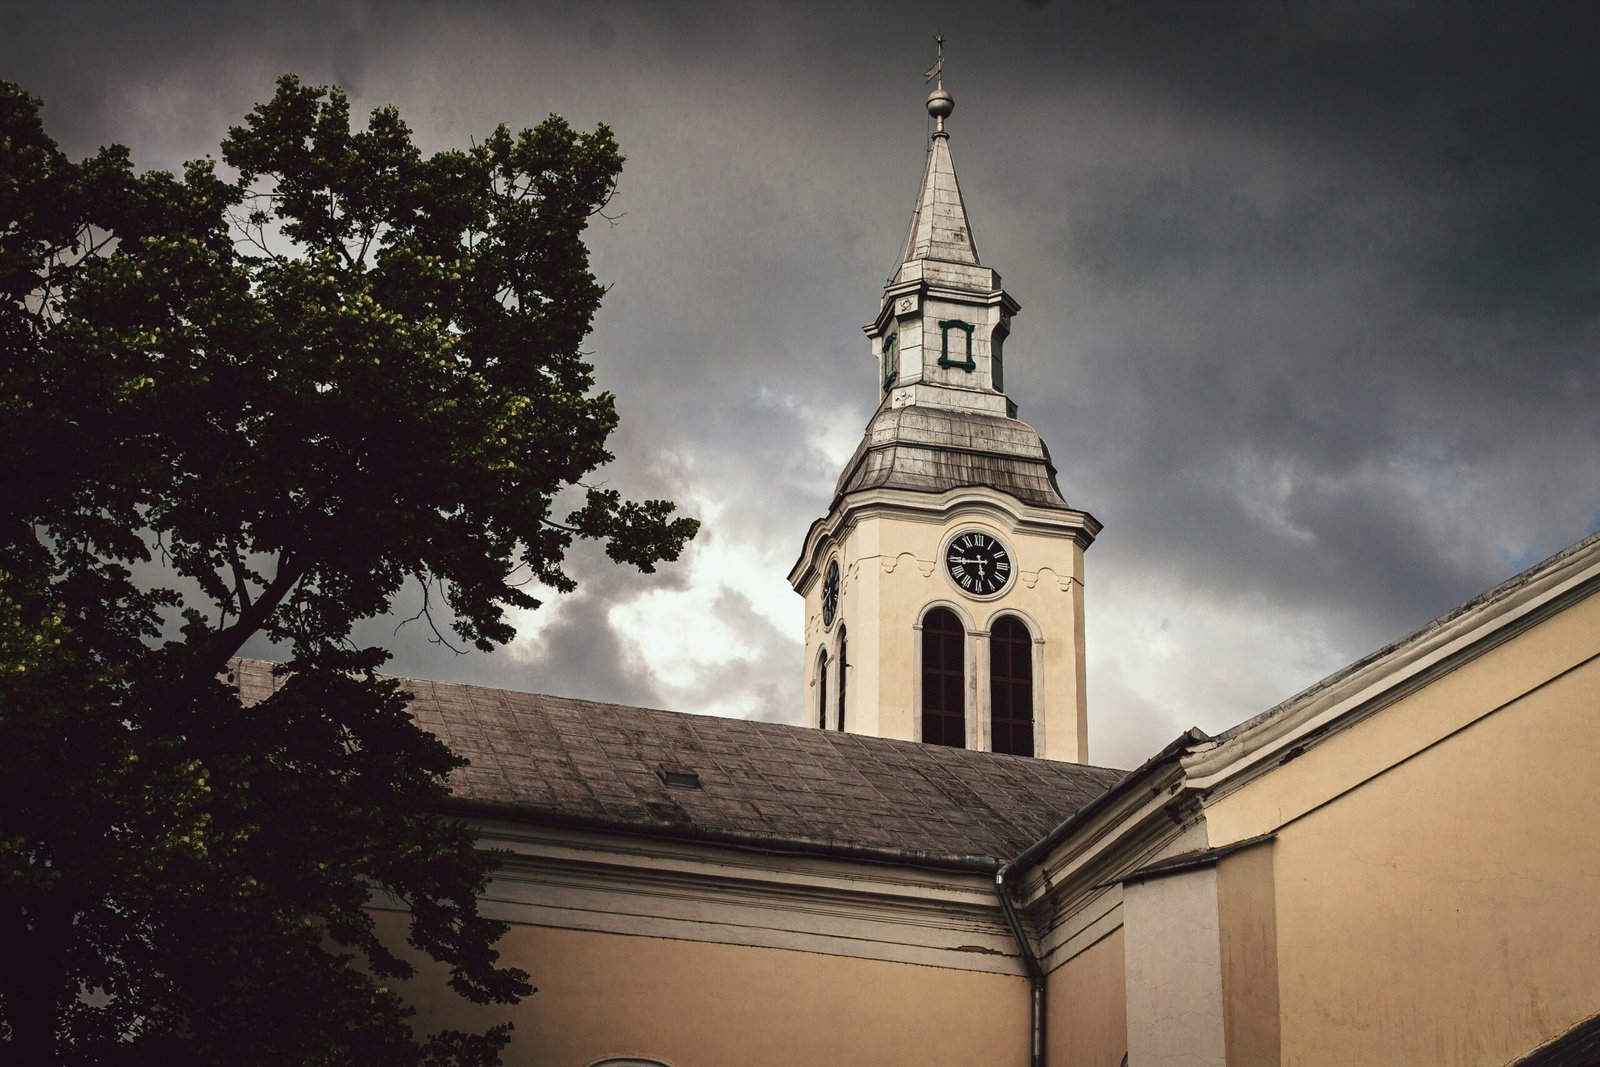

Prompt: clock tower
[{"left": 789, "top": 63, "right": 1101, "bottom": 763}]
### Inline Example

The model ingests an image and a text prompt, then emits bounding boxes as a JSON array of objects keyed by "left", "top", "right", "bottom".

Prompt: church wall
[
  {"left": 1204, "top": 591, "right": 1600, "bottom": 1065},
  {"left": 376, "top": 913, "right": 1032, "bottom": 1066},
  {"left": 1215, "top": 843, "right": 1280, "bottom": 1065},
  {"left": 817, "top": 509, "right": 1087, "bottom": 760},
  {"left": 1053, "top": 570, "right": 1090, "bottom": 763},
  {"left": 915, "top": 293, "right": 1001, "bottom": 394},
  {"left": 1046, "top": 926, "right": 1128, "bottom": 1067},
  {"left": 1122, "top": 866, "right": 1229, "bottom": 1067}
]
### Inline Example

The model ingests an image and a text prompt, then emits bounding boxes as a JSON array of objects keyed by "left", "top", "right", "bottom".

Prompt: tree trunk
[{"left": 0, "top": 893, "right": 75, "bottom": 1061}]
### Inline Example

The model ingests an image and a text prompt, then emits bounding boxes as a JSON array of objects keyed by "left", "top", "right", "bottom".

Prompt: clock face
[
  {"left": 944, "top": 531, "right": 1013, "bottom": 597},
  {"left": 821, "top": 559, "right": 841, "bottom": 626}
]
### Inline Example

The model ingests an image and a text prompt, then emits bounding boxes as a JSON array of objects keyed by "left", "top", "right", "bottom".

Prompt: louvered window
[
  {"left": 921, "top": 608, "right": 966, "bottom": 747},
  {"left": 990, "top": 615, "right": 1034, "bottom": 756},
  {"left": 817, "top": 649, "right": 829, "bottom": 729},
  {"left": 836, "top": 627, "right": 848, "bottom": 731}
]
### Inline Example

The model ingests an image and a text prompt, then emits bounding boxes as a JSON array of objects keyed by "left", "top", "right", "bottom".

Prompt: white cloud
[
  {"left": 606, "top": 492, "right": 800, "bottom": 705},
  {"left": 1088, "top": 571, "right": 1351, "bottom": 769},
  {"left": 501, "top": 581, "right": 574, "bottom": 661}
]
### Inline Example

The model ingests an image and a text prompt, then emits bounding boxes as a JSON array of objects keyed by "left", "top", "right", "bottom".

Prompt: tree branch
[
  {"left": 392, "top": 574, "right": 465, "bottom": 655},
  {"left": 198, "top": 550, "right": 307, "bottom": 679},
  {"left": 229, "top": 549, "right": 255, "bottom": 615}
]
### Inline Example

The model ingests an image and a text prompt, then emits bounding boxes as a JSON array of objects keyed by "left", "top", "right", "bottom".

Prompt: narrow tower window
[
  {"left": 836, "top": 627, "right": 848, "bottom": 731},
  {"left": 921, "top": 608, "right": 966, "bottom": 748},
  {"left": 990, "top": 615, "right": 1034, "bottom": 757},
  {"left": 817, "top": 649, "right": 829, "bottom": 730},
  {"left": 991, "top": 325, "right": 1006, "bottom": 392},
  {"left": 881, "top": 334, "right": 898, "bottom": 393}
]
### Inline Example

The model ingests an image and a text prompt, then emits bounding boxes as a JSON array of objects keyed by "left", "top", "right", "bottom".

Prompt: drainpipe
[{"left": 995, "top": 859, "right": 1047, "bottom": 1067}]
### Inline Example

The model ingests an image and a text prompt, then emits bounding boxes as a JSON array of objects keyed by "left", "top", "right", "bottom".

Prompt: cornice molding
[
  {"left": 1017, "top": 532, "right": 1600, "bottom": 975},
  {"left": 1023, "top": 775, "right": 1206, "bottom": 974},
  {"left": 790, "top": 486, "right": 1100, "bottom": 590},
  {"left": 865, "top": 277, "right": 1020, "bottom": 337},
  {"left": 1012, "top": 760, "right": 1200, "bottom": 915},
  {"left": 1182, "top": 532, "right": 1600, "bottom": 795},
  {"left": 370, "top": 820, "right": 1028, "bottom": 976}
]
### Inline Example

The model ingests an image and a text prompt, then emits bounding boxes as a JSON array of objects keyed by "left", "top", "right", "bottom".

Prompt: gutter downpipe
[
  {"left": 980, "top": 731, "right": 1210, "bottom": 1067},
  {"left": 995, "top": 858, "right": 1046, "bottom": 1067}
]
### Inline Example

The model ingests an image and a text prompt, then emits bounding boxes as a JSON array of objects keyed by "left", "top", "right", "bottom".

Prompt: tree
[{"left": 0, "top": 76, "right": 697, "bottom": 1064}]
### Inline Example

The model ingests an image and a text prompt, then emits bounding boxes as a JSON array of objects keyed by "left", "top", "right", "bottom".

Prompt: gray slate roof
[
  {"left": 834, "top": 405, "right": 1074, "bottom": 510},
  {"left": 1509, "top": 1011, "right": 1600, "bottom": 1067},
  {"left": 897, "top": 131, "right": 981, "bottom": 272},
  {"left": 232, "top": 659, "right": 1125, "bottom": 867}
]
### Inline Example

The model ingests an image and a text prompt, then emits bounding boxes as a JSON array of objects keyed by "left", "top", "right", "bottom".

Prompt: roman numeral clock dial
[
  {"left": 821, "top": 558, "right": 841, "bottom": 627},
  {"left": 944, "top": 531, "right": 1013, "bottom": 597}
]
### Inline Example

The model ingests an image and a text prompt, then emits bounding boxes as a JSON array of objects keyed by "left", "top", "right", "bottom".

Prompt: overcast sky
[{"left": 8, "top": 1, "right": 1598, "bottom": 768}]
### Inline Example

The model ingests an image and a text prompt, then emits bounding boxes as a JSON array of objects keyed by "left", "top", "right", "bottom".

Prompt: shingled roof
[
  {"left": 231, "top": 659, "right": 1125, "bottom": 868},
  {"left": 832, "top": 405, "right": 1076, "bottom": 511},
  {"left": 896, "top": 128, "right": 981, "bottom": 273}
]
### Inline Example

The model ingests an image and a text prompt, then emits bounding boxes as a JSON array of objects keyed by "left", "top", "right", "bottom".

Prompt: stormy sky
[{"left": 7, "top": 1, "right": 1597, "bottom": 769}]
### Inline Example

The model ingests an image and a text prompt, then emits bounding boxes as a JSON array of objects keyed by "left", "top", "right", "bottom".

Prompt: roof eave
[
  {"left": 442, "top": 795, "right": 1010, "bottom": 875},
  {"left": 1183, "top": 527, "right": 1600, "bottom": 795}
]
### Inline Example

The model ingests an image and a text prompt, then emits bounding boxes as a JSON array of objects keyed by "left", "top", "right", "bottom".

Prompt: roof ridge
[{"left": 229, "top": 656, "right": 1125, "bottom": 773}]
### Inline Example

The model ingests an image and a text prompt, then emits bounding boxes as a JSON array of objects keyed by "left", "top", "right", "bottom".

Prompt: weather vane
[{"left": 924, "top": 33, "right": 945, "bottom": 88}]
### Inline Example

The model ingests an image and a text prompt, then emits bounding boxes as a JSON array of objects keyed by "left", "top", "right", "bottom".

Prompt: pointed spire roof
[{"left": 899, "top": 132, "right": 981, "bottom": 268}]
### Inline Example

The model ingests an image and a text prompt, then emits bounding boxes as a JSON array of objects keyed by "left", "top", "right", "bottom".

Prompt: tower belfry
[{"left": 790, "top": 46, "right": 1101, "bottom": 762}]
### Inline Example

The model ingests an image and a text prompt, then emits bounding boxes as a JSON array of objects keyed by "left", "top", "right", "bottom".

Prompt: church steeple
[
  {"left": 790, "top": 44, "right": 1101, "bottom": 764},
  {"left": 868, "top": 60, "right": 1020, "bottom": 420},
  {"left": 897, "top": 87, "right": 980, "bottom": 271}
]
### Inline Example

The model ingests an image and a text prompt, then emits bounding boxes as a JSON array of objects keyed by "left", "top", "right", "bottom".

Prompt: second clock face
[
  {"left": 945, "top": 531, "right": 1013, "bottom": 597},
  {"left": 821, "top": 559, "right": 841, "bottom": 626}
]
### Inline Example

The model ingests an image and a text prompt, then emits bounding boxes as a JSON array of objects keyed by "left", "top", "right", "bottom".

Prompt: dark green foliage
[{"left": 0, "top": 76, "right": 697, "bottom": 1064}]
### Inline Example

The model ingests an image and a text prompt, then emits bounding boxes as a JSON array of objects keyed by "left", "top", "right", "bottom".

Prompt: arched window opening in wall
[
  {"left": 922, "top": 607, "right": 966, "bottom": 748},
  {"left": 990, "top": 615, "right": 1034, "bottom": 757},
  {"left": 817, "top": 649, "right": 829, "bottom": 730},
  {"left": 836, "top": 627, "right": 848, "bottom": 732}
]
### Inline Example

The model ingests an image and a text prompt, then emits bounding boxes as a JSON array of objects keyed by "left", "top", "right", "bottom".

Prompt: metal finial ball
[{"left": 926, "top": 87, "right": 954, "bottom": 120}]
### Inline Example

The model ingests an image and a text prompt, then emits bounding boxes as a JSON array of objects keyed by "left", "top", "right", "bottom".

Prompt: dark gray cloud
[{"left": 9, "top": 1, "right": 1597, "bottom": 769}]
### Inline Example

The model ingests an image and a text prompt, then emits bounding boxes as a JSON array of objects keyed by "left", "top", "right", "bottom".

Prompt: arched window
[
  {"left": 836, "top": 627, "right": 848, "bottom": 732},
  {"left": 817, "top": 648, "right": 829, "bottom": 729},
  {"left": 990, "top": 615, "right": 1034, "bottom": 756},
  {"left": 922, "top": 607, "right": 966, "bottom": 748}
]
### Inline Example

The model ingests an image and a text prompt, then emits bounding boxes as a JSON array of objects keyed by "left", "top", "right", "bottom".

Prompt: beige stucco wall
[
  {"left": 1123, "top": 867, "right": 1228, "bottom": 1067},
  {"left": 383, "top": 914, "right": 1031, "bottom": 1066},
  {"left": 803, "top": 506, "right": 1088, "bottom": 762},
  {"left": 1205, "top": 591, "right": 1600, "bottom": 1065},
  {"left": 1047, "top": 927, "right": 1128, "bottom": 1067},
  {"left": 1216, "top": 844, "right": 1280, "bottom": 1066}
]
